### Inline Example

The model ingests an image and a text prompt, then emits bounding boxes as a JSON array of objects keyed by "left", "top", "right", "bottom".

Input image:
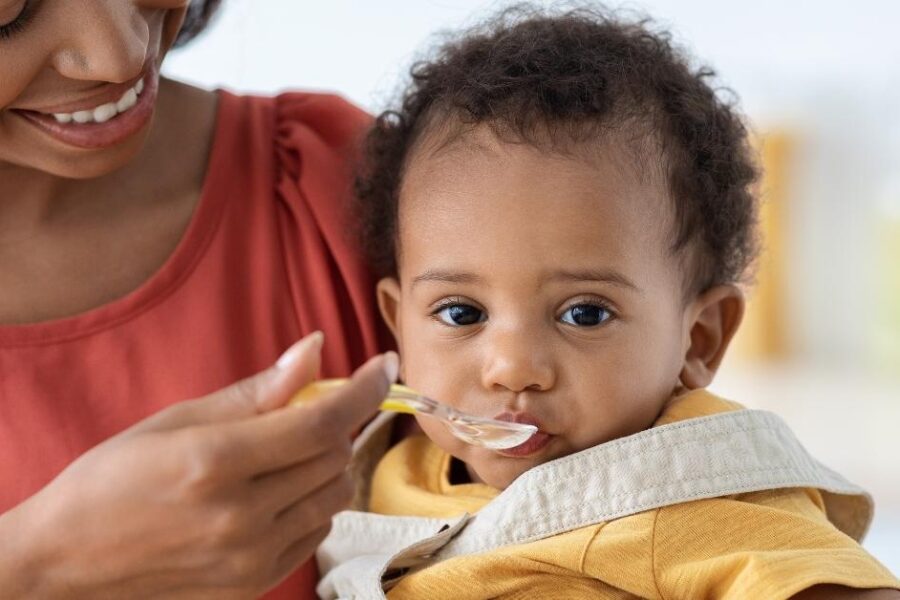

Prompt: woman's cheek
[
  {"left": 151, "top": 6, "right": 189, "bottom": 58},
  {"left": 1, "top": 80, "right": 23, "bottom": 112},
  {"left": 139, "top": 0, "right": 191, "bottom": 9},
  {"left": 0, "top": 57, "right": 41, "bottom": 110}
]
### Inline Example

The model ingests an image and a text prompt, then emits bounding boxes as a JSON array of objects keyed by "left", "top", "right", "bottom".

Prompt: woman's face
[{"left": 0, "top": 0, "right": 190, "bottom": 179}]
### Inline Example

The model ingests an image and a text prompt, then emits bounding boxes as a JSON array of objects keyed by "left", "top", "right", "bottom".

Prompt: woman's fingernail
[
  {"left": 276, "top": 331, "right": 324, "bottom": 369},
  {"left": 382, "top": 351, "right": 399, "bottom": 384}
]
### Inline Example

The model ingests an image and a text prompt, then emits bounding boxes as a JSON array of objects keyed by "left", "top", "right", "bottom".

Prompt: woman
[{"left": 0, "top": 1, "right": 394, "bottom": 598}]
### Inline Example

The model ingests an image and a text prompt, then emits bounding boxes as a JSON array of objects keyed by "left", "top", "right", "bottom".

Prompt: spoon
[{"left": 291, "top": 379, "right": 537, "bottom": 450}]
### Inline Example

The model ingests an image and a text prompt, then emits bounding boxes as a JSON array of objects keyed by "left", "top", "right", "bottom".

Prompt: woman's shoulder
[
  {"left": 273, "top": 91, "right": 371, "bottom": 149},
  {"left": 216, "top": 90, "right": 371, "bottom": 168},
  {"left": 203, "top": 90, "right": 387, "bottom": 371},
  {"left": 209, "top": 90, "right": 373, "bottom": 219}
]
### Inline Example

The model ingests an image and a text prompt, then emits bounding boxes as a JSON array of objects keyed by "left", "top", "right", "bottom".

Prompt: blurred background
[{"left": 164, "top": 0, "right": 900, "bottom": 573}]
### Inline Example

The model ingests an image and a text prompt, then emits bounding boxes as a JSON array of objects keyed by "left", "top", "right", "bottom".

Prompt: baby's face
[{"left": 378, "top": 127, "right": 694, "bottom": 489}]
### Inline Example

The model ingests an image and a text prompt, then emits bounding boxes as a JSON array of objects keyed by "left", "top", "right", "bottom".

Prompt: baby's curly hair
[{"left": 355, "top": 5, "right": 760, "bottom": 295}]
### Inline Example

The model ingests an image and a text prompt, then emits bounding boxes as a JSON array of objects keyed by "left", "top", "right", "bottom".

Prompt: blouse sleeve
[{"left": 271, "top": 92, "right": 393, "bottom": 376}]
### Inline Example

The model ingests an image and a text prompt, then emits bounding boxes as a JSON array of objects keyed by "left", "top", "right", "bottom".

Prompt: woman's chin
[{"left": 1, "top": 130, "right": 150, "bottom": 180}]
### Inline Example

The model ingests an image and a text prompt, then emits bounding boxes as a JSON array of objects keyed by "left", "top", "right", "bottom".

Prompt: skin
[
  {"left": 378, "top": 126, "right": 743, "bottom": 489},
  {"left": 0, "top": 0, "right": 216, "bottom": 324},
  {"left": 377, "top": 125, "right": 899, "bottom": 599},
  {"left": 0, "top": 2, "right": 395, "bottom": 598}
]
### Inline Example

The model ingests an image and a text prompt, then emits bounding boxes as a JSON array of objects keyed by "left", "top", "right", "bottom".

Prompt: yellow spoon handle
[{"left": 290, "top": 378, "right": 419, "bottom": 415}]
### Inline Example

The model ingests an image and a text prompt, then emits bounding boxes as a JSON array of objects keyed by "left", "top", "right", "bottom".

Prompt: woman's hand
[{"left": 0, "top": 333, "right": 396, "bottom": 599}]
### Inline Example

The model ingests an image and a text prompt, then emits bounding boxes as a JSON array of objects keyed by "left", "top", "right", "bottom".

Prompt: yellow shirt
[{"left": 370, "top": 390, "right": 899, "bottom": 599}]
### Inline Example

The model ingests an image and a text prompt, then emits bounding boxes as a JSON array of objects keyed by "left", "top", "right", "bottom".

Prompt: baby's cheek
[
  {"left": 416, "top": 414, "right": 554, "bottom": 488},
  {"left": 579, "top": 393, "right": 671, "bottom": 448},
  {"left": 414, "top": 414, "right": 462, "bottom": 455}
]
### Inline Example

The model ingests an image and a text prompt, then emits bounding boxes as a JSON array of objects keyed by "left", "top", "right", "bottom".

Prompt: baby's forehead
[
  {"left": 409, "top": 118, "right": 668, "bottom": 190},
  {"left": 403, "top": 121, "right": 674, "bottom": 226},
  {"left": 402, "top": 125, "right": 686, "bottom": 259}
]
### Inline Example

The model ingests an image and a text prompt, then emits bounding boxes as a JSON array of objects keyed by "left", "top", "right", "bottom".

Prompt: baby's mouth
[
  {"left": 492, "top": 411, "right": 542, "bottom": 426},
  {"left": 491, "top": 412, "right": 553, "bottom": 457},
  {"left": 494, "top": 430, "right": 552, "bottom": 457}
]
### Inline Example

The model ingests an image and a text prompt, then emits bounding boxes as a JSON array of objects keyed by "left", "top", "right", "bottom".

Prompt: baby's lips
[{"left": 492, "top": 411, "right": 544, "bottom": 431}]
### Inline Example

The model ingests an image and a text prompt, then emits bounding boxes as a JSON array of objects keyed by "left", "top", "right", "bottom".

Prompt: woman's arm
[{"left": 0, "top": 334, "right": 395, "bottom": 599}]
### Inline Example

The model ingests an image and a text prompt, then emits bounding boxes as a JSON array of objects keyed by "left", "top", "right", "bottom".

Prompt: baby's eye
[
  {"left": 434, "top": 304, "right": 486, "bottom": 326},
  {"left": 560, "top": 303, "right": 612, "bottom": 327}
]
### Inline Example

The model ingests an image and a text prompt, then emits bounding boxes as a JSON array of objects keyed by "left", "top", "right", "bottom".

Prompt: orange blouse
[{"left": 0, "top": 91, "right": 388, "bottom": 599}]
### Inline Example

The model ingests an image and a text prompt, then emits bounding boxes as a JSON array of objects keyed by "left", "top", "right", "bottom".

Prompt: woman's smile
[
  {"left": 10, "top": 62, "right": 158, "bottom": 150},
  {"left": 0, "top": 2, "right": 183, "bottom": 176}
]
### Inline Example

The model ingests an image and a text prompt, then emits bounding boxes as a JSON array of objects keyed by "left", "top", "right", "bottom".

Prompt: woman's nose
[
  {"left": 480, "top": 327, "right": 556, "bottom": 394},
  {"left": 51, "top": 2, "right": 150, "bottom": 83}
]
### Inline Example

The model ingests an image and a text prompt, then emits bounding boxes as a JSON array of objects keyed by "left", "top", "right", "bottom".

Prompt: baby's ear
[
  {"left": 679, "top": 284, "right": 745, "bottom": 389},
  {"left": 376, "top": 277, "right": 403, "bottom": 342}
]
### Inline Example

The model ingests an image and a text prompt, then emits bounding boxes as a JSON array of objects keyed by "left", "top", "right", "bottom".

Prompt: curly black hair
[
  {"left": 174, "top": 0, "right": 223, "bottom": 47},
  {"left": 355, "top": 5, "right": 759, "bottom": 295}
]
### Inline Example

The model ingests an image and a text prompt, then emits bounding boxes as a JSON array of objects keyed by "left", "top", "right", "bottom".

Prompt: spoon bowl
[{"left": 291, "top": 379, "right": 538, "bottom": 450}]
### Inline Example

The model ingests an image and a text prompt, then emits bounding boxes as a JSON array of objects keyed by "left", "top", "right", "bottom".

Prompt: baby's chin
[
  {"left": 463, "top": 452, "right": 549, "bottom": 490},
  {"left": 450, "top": 433, "right": 583, "bottom": 489},
  {"left": 420, "top": 418, "right": 567, "bottom": 489},
  {"left": 462, "top": 434, "right": 613, "bottom": 489}
]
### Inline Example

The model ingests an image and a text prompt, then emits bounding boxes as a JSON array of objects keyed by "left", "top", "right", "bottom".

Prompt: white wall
[{"left": 164, "top": 0, "right": 900, "bottom": 114}]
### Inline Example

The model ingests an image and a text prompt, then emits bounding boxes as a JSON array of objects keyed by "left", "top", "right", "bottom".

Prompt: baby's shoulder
[
  {"left": 652, "top": 486, "right": 829, "bottom": 541},
  {"left": 583, "top": 487, "right": 825, "bottom": 559},
  {"left": 582, "top": 488, "right": 897, "bottom": 597}
]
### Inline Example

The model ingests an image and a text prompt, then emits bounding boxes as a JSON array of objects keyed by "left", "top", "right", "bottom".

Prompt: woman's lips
[
  {"left": 492, "top": 411, "right": 553, "bottom": 457},
  {"left": 12, "top": 70, "right": 158, "bottom": 150},
  {"left": 25, "top": 73, "right": 147, "bottom": 116}
]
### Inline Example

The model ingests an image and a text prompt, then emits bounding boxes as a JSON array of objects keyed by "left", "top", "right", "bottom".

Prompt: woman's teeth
[{"left": 51, "top": 79, "right": 145, "bottom": 125}]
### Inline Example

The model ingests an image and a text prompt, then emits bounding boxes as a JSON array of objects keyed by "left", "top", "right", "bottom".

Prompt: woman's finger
[
  {"left": 271, "top": 471, "right": 354, "bottom": 550},
  {"left": 257, "top": 331, "right": 324, "bottom": 412},
  {"left": 127, "top": 332, "right": 325, "bottom": 435},
  {"left": 251, "top": 439, "right": 353, "bottom": 514},
  {"left": 208, "top": 351, "right": 397, "bottom": 476},
  {"left": 308, "top": 350, "right": 398, "bottom": 433}
]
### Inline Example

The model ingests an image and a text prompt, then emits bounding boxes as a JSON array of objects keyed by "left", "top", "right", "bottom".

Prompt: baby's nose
[{"left": 479, "top": 329, "right": 556, "bottom": 394}]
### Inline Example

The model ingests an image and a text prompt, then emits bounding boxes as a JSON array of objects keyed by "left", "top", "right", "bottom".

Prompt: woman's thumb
[
  {"left": 255, "top": 331, "right": 325, "bottom": 412},
  {"left": 183, "top": 331, "right": 324, "bottom": 419},
  {"left": 127, "top": 333, "right": 324, "bottom": 434}
]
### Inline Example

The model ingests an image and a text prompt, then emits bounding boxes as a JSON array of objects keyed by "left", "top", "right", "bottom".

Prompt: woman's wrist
[{"left": 0, "top": 498, "right": 59, "bottom": 598}]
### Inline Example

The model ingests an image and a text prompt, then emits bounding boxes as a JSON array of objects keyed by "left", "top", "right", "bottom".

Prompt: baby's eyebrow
[
  {"left": 411, "top": 270, "right": 483, "bottom": 288},
  {"left": 409, "top": 268, "right": 640, "bottom": 292},
  {"left": 549, "top": 269, "right": 641, "bottom": 292}
]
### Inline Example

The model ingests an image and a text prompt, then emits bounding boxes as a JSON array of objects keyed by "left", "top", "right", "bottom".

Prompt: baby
[{"left": 316, "top": 7, "right": 900, "bottom": 599}]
